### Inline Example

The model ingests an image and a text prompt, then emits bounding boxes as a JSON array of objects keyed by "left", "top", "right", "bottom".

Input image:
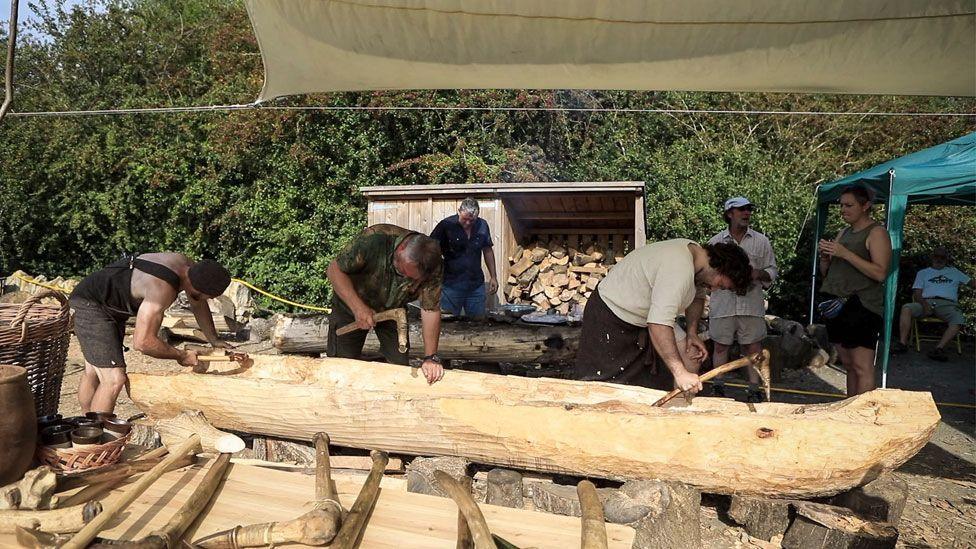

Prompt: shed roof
[{"left": 360, "top": 182, "right": 645, "bottom": 197}]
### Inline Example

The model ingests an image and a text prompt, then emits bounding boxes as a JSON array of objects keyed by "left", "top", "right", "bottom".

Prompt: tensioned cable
[{"left": 7, "top": 103, "right": 975, "bottom": 117}]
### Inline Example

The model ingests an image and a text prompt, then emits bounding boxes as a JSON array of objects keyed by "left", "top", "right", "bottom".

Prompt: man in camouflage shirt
[{"left": 327, "top": 224, "right": 446, "bottom": 384}]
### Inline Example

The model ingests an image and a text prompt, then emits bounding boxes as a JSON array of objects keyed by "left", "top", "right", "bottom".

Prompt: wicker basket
[
  {"left": 36, "top": 433, "right": 129, "bottom": 474},
  {"left": 0, "top": 290, "right": 71, "bottom": 417}
]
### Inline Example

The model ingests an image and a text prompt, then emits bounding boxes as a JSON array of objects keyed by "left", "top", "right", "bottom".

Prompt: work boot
[
  {"left": 891, "top": 341, "right": 909, "bottom": 354},
  {"left": 927, "top": 347, "right": 948, "bottom": 362}
]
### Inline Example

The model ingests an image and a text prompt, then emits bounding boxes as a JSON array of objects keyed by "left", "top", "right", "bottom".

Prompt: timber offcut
[{"left": 128, "top": 355, "right": 940, "bottom": 498}]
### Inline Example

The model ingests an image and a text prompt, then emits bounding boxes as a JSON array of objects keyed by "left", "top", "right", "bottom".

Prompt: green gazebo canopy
[{"left": 812, "top": 132, "right": 976, "bottom": 387}]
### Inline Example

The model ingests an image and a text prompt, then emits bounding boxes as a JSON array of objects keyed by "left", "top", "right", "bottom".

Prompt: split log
[
  {"left": 0, "top": 501, "right": 102, "bottom": 534},
  {"left": 126, "top": 355, "right": 940, "bottom": 498},
  {"left": 782, "top": 501, "right": 898, "bottom": 549},
  {"left": 610, "top": 481, "right": 701, "bottom": 549},
  {"left": 272, "top": 315, "right": 581, "bottom": 363},
  {"left": 829, "top": 474, "right": 908, "bottom": 525},
  {"left": 728, "top": 495, "right": 792, "bottom": 541},
  {"left": 485, "top": 469, "right": 523, "bottom": 509},
  {"left": 407, "top": 457, "right": 470, "bottom": 498},
  {"left": 154, "top": 410, "right": 245, "bottom": 455}
]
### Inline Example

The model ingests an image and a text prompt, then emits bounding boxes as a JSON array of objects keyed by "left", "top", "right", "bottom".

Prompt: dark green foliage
[{"left": 1, "top": 0, "right": 973, "bottom": 317}]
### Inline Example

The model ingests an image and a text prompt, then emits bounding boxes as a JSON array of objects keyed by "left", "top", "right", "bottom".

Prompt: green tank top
[{"left": 820, "top": 222, "right": 885, "bottom": 315}]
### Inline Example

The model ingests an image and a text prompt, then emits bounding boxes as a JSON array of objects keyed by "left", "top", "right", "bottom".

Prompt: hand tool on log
[
  {"left": 185, "top": 344, "right": 249, "bottom": 363},
  {"left": 153, "top": 410, "right": 246, "bottom": 454},
  {"left": 329, "top": 450, "right": 389, "bottom": 549},
  {"left": 653, "top": 351, "right": 770, "bottom": 408},
  {"left": 61, "top": 435, "right": 201, "bottom": 549},
  {"left": 88, "top": 450, "right": 234, "bottom": 549},
  {"left": 577, "top": 480, "right": 608, "bottom": 549},
  {"left": 434, "top": 470, "right": 496, "bottom": 549},
  {"left": 193, "top": 432, "right": 344, "bottom": 548},
  {"left": 335, "top": 308, "right": 408, "bottom": 353}
]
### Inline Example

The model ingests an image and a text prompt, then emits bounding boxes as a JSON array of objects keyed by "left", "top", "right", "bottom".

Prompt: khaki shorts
[
  {"left": 709, "top": 316, "right": 767, "bottom": 345},
  {"left": 904, "top": 299, "right": 966, "bottom": 326}
]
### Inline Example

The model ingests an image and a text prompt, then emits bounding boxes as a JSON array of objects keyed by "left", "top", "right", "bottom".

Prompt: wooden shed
[{"left": 361, "top": 182, "right": 647, "bottom": 304}]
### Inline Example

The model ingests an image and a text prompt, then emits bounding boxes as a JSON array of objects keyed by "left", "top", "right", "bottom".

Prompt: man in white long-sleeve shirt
[{"left": 708, "top": 197, "right": 778, "bottom": 402}]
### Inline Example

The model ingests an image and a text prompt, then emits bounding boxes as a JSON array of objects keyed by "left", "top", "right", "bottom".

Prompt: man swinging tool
[
  {"left": 326, "top": 224, "right": 446, "bottom": 384},
  {"left": 70, "top": 253, "right": 236, "bottom": 414}
]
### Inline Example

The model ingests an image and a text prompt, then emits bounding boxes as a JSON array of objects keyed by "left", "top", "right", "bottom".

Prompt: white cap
[{"left": 723, "top": 196, "right": 753, "bottom": 211}]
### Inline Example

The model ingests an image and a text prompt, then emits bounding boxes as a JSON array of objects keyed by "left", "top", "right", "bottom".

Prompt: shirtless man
[{"left": 69, "top": 253, "right": 233, "bottom": 413}]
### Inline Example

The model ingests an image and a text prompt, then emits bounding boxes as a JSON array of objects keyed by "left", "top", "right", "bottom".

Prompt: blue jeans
[{"left": 441, "top": 283, "right": 487, "bottom": 318}]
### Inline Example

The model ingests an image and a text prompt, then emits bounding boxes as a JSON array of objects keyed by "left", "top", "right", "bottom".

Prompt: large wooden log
[
  {"left": 126, "top": 355, "right": 939, "bottom": 498},
  {"left": 271, "top": 314, "right": 580, "bottom": 363}
]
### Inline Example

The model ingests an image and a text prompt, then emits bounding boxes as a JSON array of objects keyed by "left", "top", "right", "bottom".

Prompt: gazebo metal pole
[
  {"left": 809, "top": 186, "right": 823, "bottom": 325},
  {"left": 0, "top": 0, "right": 20, "bottom": 124}
]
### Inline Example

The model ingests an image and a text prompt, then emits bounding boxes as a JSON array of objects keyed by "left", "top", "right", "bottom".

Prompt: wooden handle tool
[{"left": 653, "top": 351, "right": 769, "bottom": 407}]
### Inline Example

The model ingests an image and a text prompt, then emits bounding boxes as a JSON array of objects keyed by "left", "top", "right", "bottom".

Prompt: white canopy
[{"left": 244, "top": 1, "right": 976, "bottom": 101}]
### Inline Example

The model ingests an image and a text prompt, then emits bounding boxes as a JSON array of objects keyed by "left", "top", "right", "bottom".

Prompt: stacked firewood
[{"left": 505, "top": 241, "right": 621, "bottom": 315}]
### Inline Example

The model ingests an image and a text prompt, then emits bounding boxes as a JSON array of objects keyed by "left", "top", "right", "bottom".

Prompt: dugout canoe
[{"left": 127, "top": 354, "right": 940, "bottom": 498}]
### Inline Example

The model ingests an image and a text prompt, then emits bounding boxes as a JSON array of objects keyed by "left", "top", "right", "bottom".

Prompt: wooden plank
[
  {"left": 360, "top": 182, "right": 646, "bottom": 197},
  {"left": 634, "top": 194, "right": 647, "bottom": 248},
  {"left": 71, "top": 462, "right": 635, "bottom": 549},
  {"left": 519, "top": 212, "right": 630, "bottom": 220},
  {"left": 128, "top": 355, "right": 940, "bottom": 498}
]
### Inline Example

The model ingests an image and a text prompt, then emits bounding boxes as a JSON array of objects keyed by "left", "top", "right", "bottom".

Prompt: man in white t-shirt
[
  {"left": 572, "top": 239, "right": 753, "bottom": 396},
  {"left": 893, "top": 247, "right": 974, "bottom": 361}
]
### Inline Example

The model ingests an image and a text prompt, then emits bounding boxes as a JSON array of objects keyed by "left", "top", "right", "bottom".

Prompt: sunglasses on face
[{"left": 733, "top": 205, "right": 756, "bottom": 213}]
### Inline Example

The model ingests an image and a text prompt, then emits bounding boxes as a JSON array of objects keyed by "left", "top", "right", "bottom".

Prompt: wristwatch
[{"left": 423, "top": 353, "right": 442, "bottom": 364}]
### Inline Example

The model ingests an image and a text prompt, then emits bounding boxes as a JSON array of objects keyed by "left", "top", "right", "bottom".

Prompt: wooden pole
[
  {"left": 313, "top": 432, "right": 339, "bottom": 506},
  {"left": 434, "top": 470, "right": 496, "bottom": 549},
  {"left": 88, "top": 452, "right": 233, "bottom": 549},
  {"left": 577, "top": 481, "right": 607, "bottom": 549},
  {"left": 58, "top": 447, "right": 173, "bottom": 492},
  {"left": 455, "top": 476, "right": 474, "bottom": 549},
  {"left": 330, "top": 450, "right": 389, "bottom": 549},
  {"left": 61, "top": 435, "right": 200, "bottom": 549}
]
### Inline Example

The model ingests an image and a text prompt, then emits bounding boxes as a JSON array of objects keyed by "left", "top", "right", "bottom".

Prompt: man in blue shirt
[{"left": 430, "top": 198, "right": 498, "bottom": 319}]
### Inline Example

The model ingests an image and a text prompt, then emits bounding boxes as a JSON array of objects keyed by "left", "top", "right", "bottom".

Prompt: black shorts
[
  {"left": 824, "top": 295, "right": 882, "bottom": 350},
  {"left": 70, "top": 297, "right": 128, "bottom": 368}
]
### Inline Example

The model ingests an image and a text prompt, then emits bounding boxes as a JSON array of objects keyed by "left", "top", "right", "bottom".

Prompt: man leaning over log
[
  {"left": 326, "top": 224, "right": 446, "bottom": 384},
  {"left": 572, "top": 239, "right": 752, "bottom": 396},
  {"left": 70, "top": 253, "right": 233, "bottom": 414}
]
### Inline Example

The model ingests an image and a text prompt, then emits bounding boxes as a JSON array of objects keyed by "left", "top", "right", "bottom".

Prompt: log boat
[{"left": 127, "top": 355, "right": 940, "bottom": 498}]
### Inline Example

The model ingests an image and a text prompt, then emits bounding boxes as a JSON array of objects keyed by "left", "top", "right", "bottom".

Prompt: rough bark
[
  {"left": 127, "top": 354, "right": 940, "bottom": 498},
  {"left": 406, "top": 457, "right": 470, "bottom": 498},
  {"left": 272, "top": 314, "right": 580, "bottom": 363},
  {"left": 728, "top": 495, "right": 792, "bottom": 541},
  {"left": 605, "top": 480, "right": 701, "bottom": 549},
  {"left": 485, "top": 469, "right": 524, "bottom": 509}
]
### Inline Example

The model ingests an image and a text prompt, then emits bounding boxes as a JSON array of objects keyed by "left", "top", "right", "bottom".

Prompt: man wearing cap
[
  {"left": 707, "top": 197, "right": 777, "bottom": 402},
  {"left": 893, "top": 247, "right": 974, "bottom": 361},
  {"left": 70, "top": 253, "right": 234, "bottom": 414}
]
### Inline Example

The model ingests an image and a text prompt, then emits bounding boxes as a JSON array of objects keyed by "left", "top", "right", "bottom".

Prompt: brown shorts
[{"left": 70, "top": 297, "right": 128, "bottom": 368}]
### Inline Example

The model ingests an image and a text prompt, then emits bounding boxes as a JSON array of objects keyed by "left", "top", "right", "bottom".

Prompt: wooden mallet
[
  {"left": 335, "top": 308, "right": 408, "bottom": 353},
  {"left": 653, "top": 350, "right": 771, "bottom": 407}
]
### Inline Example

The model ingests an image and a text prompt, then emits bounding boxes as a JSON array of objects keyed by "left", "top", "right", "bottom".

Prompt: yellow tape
[
  {"left": 717, "top": 381, "right": 975, "bottom": 410},
  {"left": 12, "top": 272, "right": 69, "bottom": 293},
  {"left": 231, "top": 278, "right": 331, "bottom": 313},
  {"left": 10, "top": 272, "right": 331, "bottom": 313}
]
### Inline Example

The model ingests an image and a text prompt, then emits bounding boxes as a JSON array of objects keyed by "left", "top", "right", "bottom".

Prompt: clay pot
[
  {"left": 65, "top": 416, "right": 101, "bottom": 428},
  {"left": 71, "top": 426, "right": 104, "bottom": 448},
  {"left": 41, "top": 424, "right": 74, "bottom": 449},
  {"left": 37, "top": 414, "right": 64, "bottom": 431},
  {"left": 0, "top": 365, "right": 38, "bottom": 484},
  {"left": 102, "top": 418, "right": 132, "bottom": 439}
]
